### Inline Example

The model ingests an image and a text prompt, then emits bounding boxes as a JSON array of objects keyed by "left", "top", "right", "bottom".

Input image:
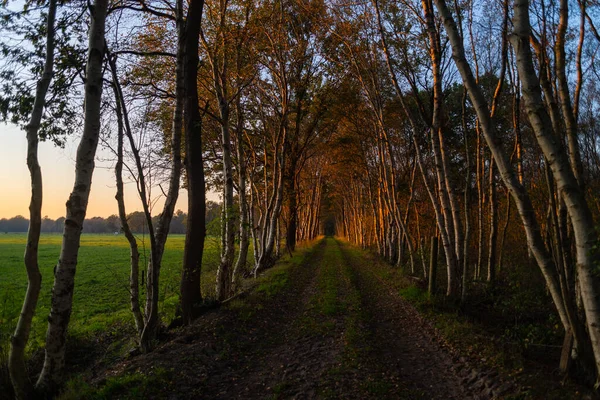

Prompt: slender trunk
[
  {"left": 276, "top": 218, "right": 281, "bottom": 258},
  {"left": 110, "top": 59, "right": 144, "bottom": 337},
  {"left": 476, "top": 132, "right": 484, "bottom": 280},
  {"left": 511, "top": 0, "right": 600, "bottom": 383},
  {"left": 487, "top": 161, "right": 498, "bottom": 282},
  {"left": 216, "top": 97, "right": 235, "bottom": 301},
  {"left": 461, "top": 89, "right": 471, "bottom": 302},
  {"left": 422, "top": 0, "right": 460, "bottom": 297},
  {"left": 555, "top": 0, "right": 584, "bottom": 190},
  {"left": 255, "top": 144, "right": 286, "bottom": 274},
  {"left": 497, "top": 190, "right": 511, "bottom": 270},
  {"left": 108, "top": 49, "right": 161, "bottom": 351},
  {"left": 180, "top": 0, "right": 206, "bottom": 324},
  {"left": 400, "top": 160, "right": 417, "bottom": 272},
  {"left": 233, "top": 103, "right": 249, "bottom": 286},
  {"left": 36, "top": 0, "right": 107, "bottom": 393},
  {"left": 250, "top": 181, "right": 260, "bottom": 271},
  {"left": 141, "top": 0, "right": 184, "bottom": 347},
  {"left": 285, "top": 168, "right": 298, "bottom": 253},
  {"left": 152, "top": 0, "right": 185, "bottom": 299},
  {"left": 515, "top": 93, "right": 523, "bottom": 184},
  {"left": 433, "top": 0, "right": 571, "bottom": 334},
  {"left": 498, "top": 72, "right": 521, "bottom": 270},
  {"left": 314, "top": 178, "right": 323, "bottom": 238},
  {"left": 374, "top": 0, "right": 441, "bottom": 281},
  {"left": 9, "top": 0, "right": 56, "bottom": 397},
  {"left": 416, "top": 205, "right": 428, "bottom": 278}
]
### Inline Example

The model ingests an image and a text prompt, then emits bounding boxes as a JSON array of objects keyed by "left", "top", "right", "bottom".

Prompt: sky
[{"left": 0, "top": 123, "right": 219, "bottom": 219}]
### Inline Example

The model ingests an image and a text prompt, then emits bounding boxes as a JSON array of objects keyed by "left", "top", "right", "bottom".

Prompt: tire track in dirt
[
  {"left": 220, "top": 237, "right": 365, "bottom": 399},
  {"left": 337, "top": 239, "right": 474, "bottom": 399}
]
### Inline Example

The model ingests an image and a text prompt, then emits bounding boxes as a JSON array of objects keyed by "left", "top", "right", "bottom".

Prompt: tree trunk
[
  {"left": 475, "top": 132, "right": 484, "bottom": 280},
  {"left": 258, "top": 161, "right": 285, "bottom": 271},
  {"left": 108, "top": 46, "right": 164, "bottom": 352},
  {"left": 420, "top": 0, "right": 461, "bottom": 297},
  {"left": 497, "top": 190, "right": 511, "bottom": 271},
  {"left": 487, "top": 161, "right": 498, "bottom": 283},
  {"left": 35, "top": 0, "right": 108, "bottom": 393},
  {"left": 254, "top": 121, "right": 287, "bottom": 274},
  {"left": 9, "top": 0, "right": 56, "bottom": 397},
  {"left": 555, "top": 0, "right": 584, "bottom": 190},
  {"left": 432, "top": 0, "right": 571, "bottom": 336},
  {"left": 109, "top": 58, "right": 144, "bottom": 338},
  {"left": 510, "top": 0, "right": 600, "bottom": 383},
  {"left": 285, "top": 165, "right": 298, "bottom": 253},
  {"left": 232, "top": 101, "right": 249, "bottom": 287},
  {"left": 180, "top": 0, "right": 206, "bottom": 324},
  {"left": 215, "top": 93, "right": 235, "bottom": 301},
  {"left": 139, "top": 2, "right": 185, "bottom": 348}
]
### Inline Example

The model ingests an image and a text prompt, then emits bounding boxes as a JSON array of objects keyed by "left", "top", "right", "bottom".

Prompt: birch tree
[
  {"left": 36, "top": 0, "right": 109, "bottom": 392},
  {"left": 510, "top": 0, "right": 600, "bottom": 383},
  {"left": 433, "top": 0, "right": 600, "bottom": 382},
  {"left": 8, "top": 0, "right": 57, "bottom": 397}
]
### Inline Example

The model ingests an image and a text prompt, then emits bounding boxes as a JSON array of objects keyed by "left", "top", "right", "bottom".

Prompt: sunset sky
[{"left": 1, "top": 123, "right": 218, "bottom": 219}]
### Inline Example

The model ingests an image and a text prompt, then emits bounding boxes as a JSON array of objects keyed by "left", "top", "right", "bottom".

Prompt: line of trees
[
  {"left": 322, "top": 0, "right": 600, "bottom": 388},
  {"left": 1, "top": 0, "right": 600, "bottom": 397},
  {"left": 0, "top": 204, "right": 221, "bottom": 234},
  {"left": 1, "top": 0, "right": 329, "bottom": 397}
]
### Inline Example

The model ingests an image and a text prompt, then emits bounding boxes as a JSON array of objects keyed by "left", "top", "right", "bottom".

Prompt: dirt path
[
  {"left": 98, "top": 238, "right": 485, "bottom": 399},
  {"left": 338, "top": 240, "right": 472, "bottom": 399}
]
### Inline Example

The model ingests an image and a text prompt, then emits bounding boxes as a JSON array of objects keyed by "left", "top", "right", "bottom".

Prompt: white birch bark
[
  {"left": 9, "top": 0, "right": 57, "bottom": 397},
  {"left": 215, "top": 96, "right": 235, "bottom": 300},
  {"left": 35, "top": 0, "right": 108, "bottom": 392},
  {"left": 510, "top": 0, "right": 600, "bottom": 383},
  {"left": 207, "top": 23, "right": 236, "bottom": 299},
  {"left": 431, "top": 0, "right": 570, "bottom": 331},
  {"left": 232, "top": 101, "right": 249, "bottom": 285}
]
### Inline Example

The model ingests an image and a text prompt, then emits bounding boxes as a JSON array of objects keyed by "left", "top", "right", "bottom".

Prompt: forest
[{"left": 1, "top": 0, "right": 600, "bottom": 398}]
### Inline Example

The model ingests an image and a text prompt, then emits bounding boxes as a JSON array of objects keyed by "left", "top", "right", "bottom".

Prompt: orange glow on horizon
[{"left": 1, "top": 124, "right": 218, "bottom": 220}]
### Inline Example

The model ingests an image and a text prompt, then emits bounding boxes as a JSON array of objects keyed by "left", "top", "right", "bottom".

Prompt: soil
[{"left": 89, "top": 238, "right": 519, "bottom": 399}]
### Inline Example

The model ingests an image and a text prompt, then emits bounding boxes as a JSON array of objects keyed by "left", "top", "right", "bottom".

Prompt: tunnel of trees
[{"left": 1, "top": 0, "right": 600, "bottom": 397}]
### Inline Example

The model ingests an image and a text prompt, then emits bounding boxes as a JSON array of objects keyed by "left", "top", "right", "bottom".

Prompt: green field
[{"left": 0, "top": 233, "right": 224, "bottom": 350}]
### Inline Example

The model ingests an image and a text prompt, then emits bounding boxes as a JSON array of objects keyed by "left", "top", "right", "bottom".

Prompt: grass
[
  {"left": 256, "top": 268, "right": 289, "bottom": 298},
  {"left": 0, "top": 233, "right": 224, "bottom": 352},
  {"left": 57, "top": 367, "right": 173, "bottom": 400},
  {"left": 398, "top": 285, "right": 429, "bottom": 305},
  {"left": 227, "top": 237, "right": 323, "bottom": 317},
  {"left": 315, "top": 240, "right": 344, "bottom": 316},
  {"left": 334, "top": 243, "right": 367, "bottom": 355},
  {"left": 295, "top": 238, "right": 346, "bottom": 337}
]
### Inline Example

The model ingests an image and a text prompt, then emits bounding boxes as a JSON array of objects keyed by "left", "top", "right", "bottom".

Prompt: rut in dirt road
[
  {"left": 104, "top": 238, "right": 481, "bottom": 399},
  {"left": 338, "top": 241, "right": 473, "bottom": 399}
]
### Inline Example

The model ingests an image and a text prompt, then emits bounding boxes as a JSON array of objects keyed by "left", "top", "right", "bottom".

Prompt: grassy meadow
[{"left": 0, "top": 233, "right": 224, "bottom": 351}]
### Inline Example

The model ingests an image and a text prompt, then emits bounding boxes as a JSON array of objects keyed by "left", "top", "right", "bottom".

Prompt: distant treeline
[{"left": 0, "top": 201, "right": 222, "bottom": 234}]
